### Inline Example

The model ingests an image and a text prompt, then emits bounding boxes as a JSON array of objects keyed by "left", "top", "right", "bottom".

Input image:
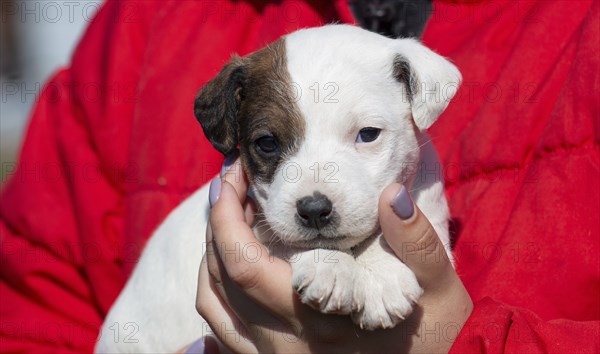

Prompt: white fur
[
  {"left": 96, "top": 187, "right": 212, "bottom": 353},
  {"left": 96, "top": 24, "right": 460, "bottom": 352}
]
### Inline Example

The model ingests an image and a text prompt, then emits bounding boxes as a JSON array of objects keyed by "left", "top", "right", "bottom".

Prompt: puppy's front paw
[
  {"left": 291, "top": 249, "right": 355, "bottom": 314},
  {"left": 352, "top": 262, "right": 422, "bottom": 330}
]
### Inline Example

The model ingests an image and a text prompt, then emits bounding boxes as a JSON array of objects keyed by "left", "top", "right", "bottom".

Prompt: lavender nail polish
[
  {"left": 209, "top": 177, "right": 221, "bottom": 208},
  {"left": 391, "top": 185, "right": 414, "bottom": 219},
  {"left": 220, "top": 150, "right": 239, "bottom": 177},
  {"left": 185, "top": 338, "right": 205, "bottom": 354}
]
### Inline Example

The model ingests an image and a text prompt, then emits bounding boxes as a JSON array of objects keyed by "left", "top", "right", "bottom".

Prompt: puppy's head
[{"left": 195, "top": 25, "right": 461, "bottom": 250}]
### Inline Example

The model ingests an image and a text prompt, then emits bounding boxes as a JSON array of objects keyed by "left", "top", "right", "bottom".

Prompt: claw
[
  {"left": 393, "top": 310, "right": 405, "bottom": 320},
  {"left": 352, "top": 295, "right": 363, "bottom": 312}
]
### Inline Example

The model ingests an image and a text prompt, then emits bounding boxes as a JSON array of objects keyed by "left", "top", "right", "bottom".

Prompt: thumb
[{"left": 379, "top": 183, "right": 454, "bottom": 291}]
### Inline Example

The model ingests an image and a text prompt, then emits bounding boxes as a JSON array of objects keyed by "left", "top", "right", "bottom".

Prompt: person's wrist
[{"left": 418, "top": 274, "right": 473, "bottom": 352}]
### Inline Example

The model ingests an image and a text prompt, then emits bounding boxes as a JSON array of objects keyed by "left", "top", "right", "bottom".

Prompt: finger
[
  {"left": 213, "top": 157, "right": 255, "bottom": 225},
  {"left": 379, "top": 183, "right": 454, "bottom": 290},
  {"left": 205, "top": 225, "right": 258, "bottom": 340},
  {"left": 243, "top": 198, "right": 257, "bottom": 225},
  {"left": 179, "top": 336, "right": 223, "bottom": 354},
  {"left": 210, "top": 179, "right": 297, "bottom": 319},
  {"left": 222, "top": 159, "right": 248, "bottom": 203},
  {"left": 209, "top": 158, "right": 247, "bottom": 209},
  {"left": 206, "top": 222, "right": 224, "bottom": 286},
  {"left": 206, "top": 225, "right": 296, "bottom": 349},
  {"left": 197, "top": 256, "right": 259, "bottom": 354}
]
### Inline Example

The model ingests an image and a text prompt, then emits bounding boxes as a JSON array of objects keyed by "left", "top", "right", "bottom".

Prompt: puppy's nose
[{"left": 296, "top": 192, "right": 333, "bottom": 229}]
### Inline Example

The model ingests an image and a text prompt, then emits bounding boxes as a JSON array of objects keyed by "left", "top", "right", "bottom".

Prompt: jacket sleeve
[
  {"left": 0, "top": 1, "right": 153, "bottom": 351},
  {"left": 450, "top": 297, "right": 600, "bottom": 353}
]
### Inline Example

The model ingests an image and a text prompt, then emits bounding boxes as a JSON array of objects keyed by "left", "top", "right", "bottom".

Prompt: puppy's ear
[
  {"left": 393, "top": 39, "right": 462, "bottom": 130},
  {"left": 194, "top": 56, "right": 247, "bottom": 155}
]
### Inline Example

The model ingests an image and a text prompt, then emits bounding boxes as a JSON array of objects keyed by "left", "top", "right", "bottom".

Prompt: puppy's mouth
[{"left": 286, "top": 234, "right": 350, "bottom": 250}]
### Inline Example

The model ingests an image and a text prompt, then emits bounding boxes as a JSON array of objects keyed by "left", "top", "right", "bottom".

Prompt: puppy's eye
[
  {"left": 356, "top": 127, "right": 381, "bottom": 143},
  {"left": 254, "top": 136, "right": 279, "bottom": 154}
]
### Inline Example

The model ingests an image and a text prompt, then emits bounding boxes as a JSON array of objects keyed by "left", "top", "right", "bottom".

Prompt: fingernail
[
  {"left": 185, "top": 337, "right": 205, "bottom": 354},
  {"left": 209, "top": 177, "right": 221, "bottom": 208},
  {"left": 220, "top": 150, "right": 239, "bottom": 178},
  {"left": 391, "top": 185, "right": 414, "bottom": 220}
]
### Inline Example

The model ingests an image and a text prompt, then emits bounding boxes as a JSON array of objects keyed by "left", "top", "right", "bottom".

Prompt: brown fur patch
[
  {"left": 238, "top": 39, "right": 305, "bottom": 183},
  {"left": 194, "top": 56, "right": 249, "bottom": 155},
  {"left": 195, "top": 38, "right": 304, "bottom": 184}
]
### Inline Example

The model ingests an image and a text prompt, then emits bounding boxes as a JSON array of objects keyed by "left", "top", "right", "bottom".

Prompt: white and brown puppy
[{"left": 96, "top": 24, "right": 460, "bottom": 353}]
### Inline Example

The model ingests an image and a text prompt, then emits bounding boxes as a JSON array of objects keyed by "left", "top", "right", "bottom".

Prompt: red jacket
[{"left": 1, "top": 0, "right": 598, "bottom": 352}]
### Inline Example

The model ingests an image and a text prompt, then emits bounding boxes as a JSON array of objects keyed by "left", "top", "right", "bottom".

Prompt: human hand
[
  {"left": 195, "top": 160, "right": 473, "bottom": 353},
  {"left": 377, "top": 183, "right": 474, "bottom": 353}
]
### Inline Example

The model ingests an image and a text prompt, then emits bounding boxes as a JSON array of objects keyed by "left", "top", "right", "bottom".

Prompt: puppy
[{"left": 96, "top": 24, "right": 460, "bottom": 353}]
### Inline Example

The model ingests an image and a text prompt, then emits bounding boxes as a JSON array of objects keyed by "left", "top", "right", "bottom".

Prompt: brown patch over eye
[{"left": 238, "top": 39, "right": 305, "bottom": 183}]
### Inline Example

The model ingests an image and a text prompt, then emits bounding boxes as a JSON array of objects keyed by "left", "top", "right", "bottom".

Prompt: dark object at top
[{"left": 348, "top": 0, "right": 432, "bottom": 38}]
